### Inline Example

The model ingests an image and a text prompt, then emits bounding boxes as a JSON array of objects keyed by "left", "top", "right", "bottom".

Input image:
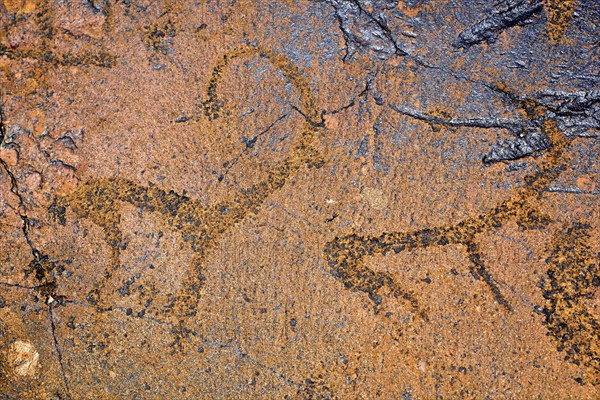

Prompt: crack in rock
[{"left": 389, "top": 89, "right": 598, "bottom": 164}]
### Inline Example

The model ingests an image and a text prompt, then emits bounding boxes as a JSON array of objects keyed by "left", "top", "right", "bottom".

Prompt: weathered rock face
[{"left": 0, "top": 1, "right": 598, "bottom": 398}]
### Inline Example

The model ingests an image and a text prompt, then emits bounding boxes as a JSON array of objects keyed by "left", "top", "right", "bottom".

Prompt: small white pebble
[{"left": 8, "top": 341, "right": 39, "bottom": 377}]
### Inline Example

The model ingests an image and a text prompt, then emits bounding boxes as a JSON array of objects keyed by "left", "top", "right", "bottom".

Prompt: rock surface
[{"left": 0, "top": 0, "right": 598, "bottom": 398}]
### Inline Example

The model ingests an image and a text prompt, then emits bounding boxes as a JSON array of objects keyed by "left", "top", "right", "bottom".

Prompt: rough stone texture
[{"left": 0, "top": 0, "right": 598, "bottom": 398}]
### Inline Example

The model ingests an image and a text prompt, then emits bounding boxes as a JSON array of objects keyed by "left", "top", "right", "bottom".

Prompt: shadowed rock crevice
[
  {"left": 452, "top": 0, "right": 578, "bottom": 49},
  {"left": 452, "top": 0, "right": 544, "bottom": 49},
  {"left": 324, "top": 0, "right": 410, "bottom": 59},
  {"left": 390, "top": 88, "right": 599, "bottom": 164},
  {"left": 2, "top": 105, "right": 73, "bottom": 399}
]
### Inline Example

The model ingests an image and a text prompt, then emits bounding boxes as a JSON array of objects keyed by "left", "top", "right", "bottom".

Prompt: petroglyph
[
  {"left": 541, "top": 222, "right": 600, "bottom": 384},
  {"left": 0, "top": 0, "right": 115, "bottom": 68},
  {"left": 324, "top": 99, "right": 578, "bottom": 315},
  {"left": 53, "top": 44, "right": 325, "bottom": 319},
  {"left": 51, "top": 46, "right": 597, "bottom": 387},
  {"left": 1, "top": 1, "right": 598, "bottom": 397}
]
